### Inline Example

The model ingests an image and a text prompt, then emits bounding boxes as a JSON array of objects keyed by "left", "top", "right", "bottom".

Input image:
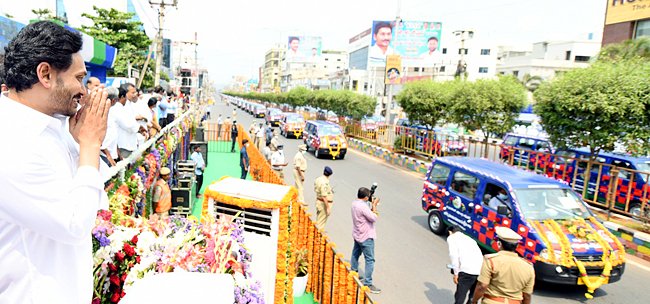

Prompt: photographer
[{"left": 351, "top": 187, "right": 381, "bottom": 294}]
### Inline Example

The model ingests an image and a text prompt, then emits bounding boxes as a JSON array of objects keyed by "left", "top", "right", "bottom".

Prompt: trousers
[
  {"left": 316, "top": 199, "right": 329, "bottom": 230},
  {"left": 454, "top": 272, "right": 478, "bottom": 304},
  {"left": 351, "top": 238, "right": 375, "bottom": 286}
]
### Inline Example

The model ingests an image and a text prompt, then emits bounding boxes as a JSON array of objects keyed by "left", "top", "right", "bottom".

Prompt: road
[{"left": 210, "top": 97, "right": 650, "bottom": 304}]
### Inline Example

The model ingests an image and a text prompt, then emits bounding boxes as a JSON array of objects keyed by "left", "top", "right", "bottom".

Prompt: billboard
[
  {"left": 605, "top": 0, "right": 650, "bottom": 25},
  {"left": 286, "top": 35, "right": 322, "bottom": 62},
  {"left": 368, "top": 20, "right": 442, "bottom": 67}
]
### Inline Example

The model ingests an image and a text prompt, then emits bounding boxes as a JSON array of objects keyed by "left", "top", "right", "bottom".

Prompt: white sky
[{"left": 1, "top": 0, "right": 607, "bottom": 87}]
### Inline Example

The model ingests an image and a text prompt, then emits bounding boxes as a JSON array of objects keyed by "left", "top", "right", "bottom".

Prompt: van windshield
[
  {"left": 514, "top": 188, "right": 591, "bottom": 220},
  {"left": 287, "top": 115, "right": 304, "bottom": 123},
  {"left": 319, "top": 126, "right": 342, "bottom": 136}
]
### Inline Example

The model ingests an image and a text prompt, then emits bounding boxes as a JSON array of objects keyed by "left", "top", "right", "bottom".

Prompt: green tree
[
  {"left": 286, "top": 87, "right": 311, "bottom": 107},
  {"left": 449, "top": 76, "right": 527, "bottom": 155},
  {"left": 520, "top": 73, "right": 543, "bottom": 92},
  {"left": 534, "top": 60, "right": 650, "bottom": 158},
  {"left": 598, "top": 37, "right": 650, "bottom": 63},
  {"left": 395, "top": 80, "right": 452, "bottom": 129},
  {"left": 79, "top": 6, "right": 153, "bottom": 87},
  {"left": 31, "top": 8, "right": 66, "bottom": 23}
]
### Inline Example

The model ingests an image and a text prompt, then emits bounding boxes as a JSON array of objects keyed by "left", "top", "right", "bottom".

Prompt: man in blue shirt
[
  {"left": 240, "top": 139, "right": 250, "bottom": 179},
  {"left": 190, "top": 145, "right": 206, "bottom": 198}
]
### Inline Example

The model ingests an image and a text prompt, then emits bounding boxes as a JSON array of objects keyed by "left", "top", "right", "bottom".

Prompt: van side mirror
[{"left": 497, "top": 205, "right": 509, "bottom": 216}]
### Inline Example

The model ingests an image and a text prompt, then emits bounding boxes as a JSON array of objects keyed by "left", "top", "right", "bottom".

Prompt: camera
[{"left": 369, "top": 182, "right": 378, "bottom": 202}]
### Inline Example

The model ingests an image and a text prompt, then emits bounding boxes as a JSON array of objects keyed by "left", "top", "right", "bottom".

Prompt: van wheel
[
  {"left": 629, "top": 201, "right": 643, "bottom": 218},
  {"left": 428, "top": 210, "right": 446, "bottom": 235},
  {"left": 315, "top": 149, "right": 321, "bottom": 159}
]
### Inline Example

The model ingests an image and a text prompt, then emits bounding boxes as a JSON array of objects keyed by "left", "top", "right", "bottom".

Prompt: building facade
[
  {"left": 496, "top": 41, "right": 601, "bottom": 81},
  {"left": 261, "top": 46, "right": 284, "bottom": 92},
  {"left": 280, "top": 50, "right": 348, "bottom": 91},
  {"left": 602, "top": 0, "right": 650, "bottom": 45}
]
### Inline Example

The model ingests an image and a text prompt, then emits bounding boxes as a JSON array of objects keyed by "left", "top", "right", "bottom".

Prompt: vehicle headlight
[{"left": 540, "top": 249, "right": 549, "bottom": 260}]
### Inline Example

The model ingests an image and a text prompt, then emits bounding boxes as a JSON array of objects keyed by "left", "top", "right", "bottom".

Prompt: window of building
[
  {"left": 352, "top": 80, "right": 358, "bottom": 90},
  {"left": 499, "top": 71, "right": 505, "bottom": 75},
  {"left": 442, "top": 48, "right": 447, "bottom": 54},
  {"left": 513, "top": 70, "right": 519, "bottom": 77},
  {"left": 422, "top": 68, "right": 426, "bottom": 72},
  {"left": 325, "top": 58, "right": 329, "bottom": 61},
  {"left": 439, "top": 66, "right": 446, "bottom": 72},
  {"left": 480, "top": 49, "right": 491, "bottom": 55},
  {"left": 458, "top": 48, "right": 468, "bottom": 55},
  {"left": 478, "top": 67, "right": 489, "bottom": 73},
  {"left": 636, "top": 19, "right": 650, "bottom": 38},
  {"left": 336, "top": 66, "right": 340, "bottom": 69},
  {"left": 363, "top": 82, "right": 368, "bottom": 90},
  {"left": 565, "top": 50, "right": 571, "bottom": 60},
  {"left": 337, "top": 58, "right": 342, "bottom": 61},
  {"left": 574, "top": 56, "right": 590, "bottom": 62},
  {"left": 414, "top": 67, "right": 420, "bottom": 72}
]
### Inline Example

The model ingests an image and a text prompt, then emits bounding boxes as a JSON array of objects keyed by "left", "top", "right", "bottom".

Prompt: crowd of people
[{"left": 96, "top": 82, "right": 190, "bottom": 167}]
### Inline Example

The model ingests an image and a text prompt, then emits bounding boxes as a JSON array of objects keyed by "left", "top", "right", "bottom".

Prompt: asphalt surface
[{"left": 210, "top": 97, "right": 650, "bottom": 304}]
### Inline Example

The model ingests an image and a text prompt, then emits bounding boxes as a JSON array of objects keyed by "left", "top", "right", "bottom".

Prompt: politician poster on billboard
[
  {"left": 286, "top": 36, "right": 323, "bottom": 62},
  {"left": 368, "top": 20, "right": 442, "bottom": 67}
]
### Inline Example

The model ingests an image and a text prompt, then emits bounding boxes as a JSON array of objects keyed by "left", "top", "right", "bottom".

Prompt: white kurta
[{"left": 0, "top": 95, "right": 108, "bottom": 303}]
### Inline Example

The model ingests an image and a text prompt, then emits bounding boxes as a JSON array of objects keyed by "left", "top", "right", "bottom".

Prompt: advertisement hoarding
[
  {"left": 286, "top": 35, "right": 322, "bottom": 62},
  {"left": 385, "top": 55, "right": 402, "bottom": 84},
  {"left": 605, "top": 0, "right": 650, "bottom": 25},
  {"left": 368, "top": 20, "right": 442, "bottom": 67}
]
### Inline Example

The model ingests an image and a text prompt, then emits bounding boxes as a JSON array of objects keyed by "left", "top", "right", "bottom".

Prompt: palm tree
[
  {"left": 520, "top": 73, "right": 543, "bottom": 92},
  {"left": 598, "top": 37, "right": 650, "bottom": 62}
]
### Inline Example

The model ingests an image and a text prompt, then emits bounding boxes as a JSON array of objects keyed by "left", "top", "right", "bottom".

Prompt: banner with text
[{"left": 605, "top": 0, "right": 650, "bottom": 25}]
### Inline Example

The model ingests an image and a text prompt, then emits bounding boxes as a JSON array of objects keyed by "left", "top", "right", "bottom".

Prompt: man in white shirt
[
  {"left": 0, "top": 21, "right": 110, "bottom": 303},
  {"left": 190, "top": 145, "right": 206, "bottom": 198},
  {"left": 166, "top": 94, "right": 178, "bottom": 123},
  {"left": 100, "top": 87, "right": 120, "bottom": 166},
  {"left": 271, "top": 144, "right": 289, "bottom": 180},
  {"left": 116, "top": 83, "right": 145, "bottom": 159},
  {"left": 217, "top": 114, "right": 223, "bottom": 139},
  {"left": 419, "top": 36, "right": 442, "bottom": 67},
  {"left": 368, "top": 21, "right": 395, "bottom": 66},
  {"left": 447, "top": 225, "right": 484, "bottom": 304}
]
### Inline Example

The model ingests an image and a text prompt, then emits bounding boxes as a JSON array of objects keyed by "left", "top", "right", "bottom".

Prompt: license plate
[{"left": 577, "top": 277, "right": 608, "bottom": 285}]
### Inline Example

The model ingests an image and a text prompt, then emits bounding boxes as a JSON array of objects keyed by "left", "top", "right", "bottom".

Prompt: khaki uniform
[
  {"left": 270, "top": 136, "right": 280, "bottom": 152},
  {"left": 478, "top": 251, "right": 535, "bottom": 304},
  {"left": 293, "top": 152, "right": 308, "bottom": 205},
  {"left": 314, "top": 175, "right": 333, "bottom": 230}
]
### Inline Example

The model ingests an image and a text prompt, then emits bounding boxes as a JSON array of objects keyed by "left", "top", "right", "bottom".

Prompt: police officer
[
  {"left": 471, "top": 226, "right": 534, "bottom": 304},
  {"left": 314, "top": 166, "right": 334, "bottom": 230}
]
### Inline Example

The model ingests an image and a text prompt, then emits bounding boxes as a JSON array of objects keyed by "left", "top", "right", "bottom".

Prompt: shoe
[{"left": 367, "top": 285, "right": 381, "bottom": 294}]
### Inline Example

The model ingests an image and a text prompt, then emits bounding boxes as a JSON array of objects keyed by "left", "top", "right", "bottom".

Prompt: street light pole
[{"left": 149, "top": 0, "right": 178, "bottom": 87}]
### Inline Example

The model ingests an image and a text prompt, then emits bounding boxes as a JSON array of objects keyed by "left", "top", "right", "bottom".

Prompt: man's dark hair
[
  {"left": 154, "top": 85, "right": 164, "bottom": 94},
  {"left": 242, "top": 139, "right": 249, "bottom": 145},
  {"left": 373, "top": 22, "right": 392, "bottom": 35},
  {"left": 448, "top": 225, "right": 461, "bottom": 233},
  {"left": 357, "top": 187, "right": 370, "bottom": 199},
  {"left": 120, "top": 83, "right": 135, "bottom": 92},
  {"left": 500, "top": 240, "right": 518, "bottom": 252},
  {"left": 147, "top": 97, "right": 158, "bottom": 107},
  {"left": 118, "top": 86, "right": 128, "bottom": 99},
  {"left": 86, "top": 78, "right": 93, "bottom": 85},
  {"left": 428, "top": 36, "right": 439, "bottom": 42},
  {"left": 3, "top": 21, "right": 83, "bottom": 92},
  {"left": 289, "top": 36, "right": 300, "bottom": 43}
]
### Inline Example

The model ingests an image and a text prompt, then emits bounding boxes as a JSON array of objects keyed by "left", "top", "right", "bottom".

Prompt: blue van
[
  {"left": 500, "top": 133, "right": 554, "bottom": 166},
  {"left": 552, "top": 148, "right": 650, "bottom": 217},
  {"left": 421, "top": 157, "right": 625, "bottom": 285}
]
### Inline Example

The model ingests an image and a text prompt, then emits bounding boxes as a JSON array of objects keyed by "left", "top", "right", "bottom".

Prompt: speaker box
[
  {"left": 172, "top": 188, "right": 192, "bottom": 208},
  {"left": 195, "top": 127, "right": 204, "bottom": 142}
]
